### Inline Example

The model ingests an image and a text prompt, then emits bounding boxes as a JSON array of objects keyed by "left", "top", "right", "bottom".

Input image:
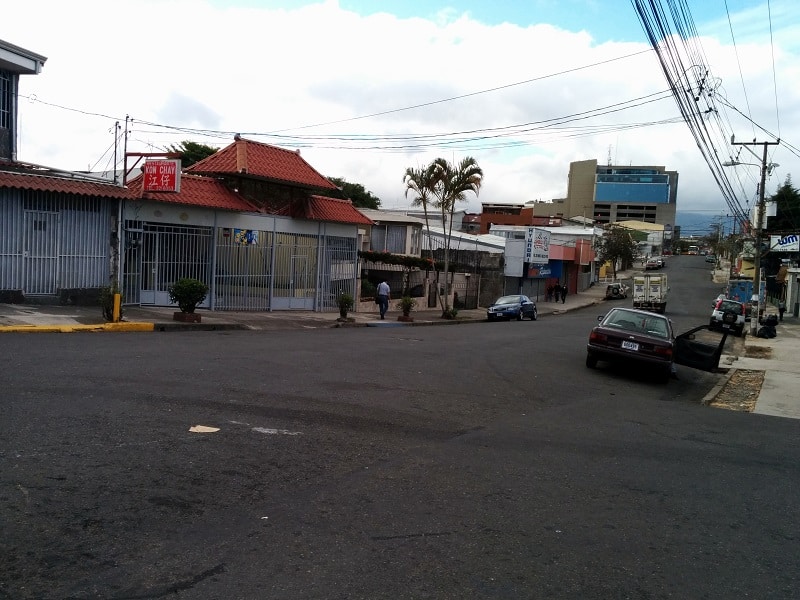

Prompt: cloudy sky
[{"left": 4, "top": 0, "right": 797, "bottom": 234}]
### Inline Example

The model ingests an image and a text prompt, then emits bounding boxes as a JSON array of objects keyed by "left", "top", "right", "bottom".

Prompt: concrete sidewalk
[
  {"left": 710, "top": 315, "right": 800, "bottom": 419},
  {"left": 0, "top": 278, "right": 615, "bottom": 333}
]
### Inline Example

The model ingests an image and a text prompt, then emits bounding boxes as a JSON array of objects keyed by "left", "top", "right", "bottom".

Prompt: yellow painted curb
[
  {"left": 0, "top": 322, "right": 155, "bottom": 333},
  {"left": 103, "top": 322, "right": 155, "bottom": 332}
]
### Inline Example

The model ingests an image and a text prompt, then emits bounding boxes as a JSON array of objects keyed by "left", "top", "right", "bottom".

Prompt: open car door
[{"left": 674, "top": 325, "right": 731, "bottom": 372}]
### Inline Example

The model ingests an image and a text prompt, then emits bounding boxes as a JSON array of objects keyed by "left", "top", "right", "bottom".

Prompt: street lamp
[{"left": 723, "top": 151, "right": 779, "bottom": 335}]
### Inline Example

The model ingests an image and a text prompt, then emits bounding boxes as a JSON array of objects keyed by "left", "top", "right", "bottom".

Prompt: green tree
[
  {"left": 402, "top": 157, "right": 483, "bottom": 316},
  {"left": 434, "top": 157, "right": 483, "bottom": 316},
  {"left": 766, "top": 175, "right": 800, "bottom": 233},
  {"left": 594, "top": 225, "right": 639, "bottom": 279},
  {"left": 403, "top": 162, "right": 440, "bottom": 263},
  {"left": 328, "top": 177, "right": 381, "bottom": 209},
  {"left": 167, "top": 141, "right": 218, "bottom": 168}
]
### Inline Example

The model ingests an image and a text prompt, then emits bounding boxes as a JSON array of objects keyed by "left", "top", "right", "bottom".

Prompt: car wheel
[
  {"left": 660, "top": 366, "right": 672, "bottom": 384},
  {"left": 585, "top": 354, "right": 597, "bottom": 369},
  {"left": 516, "top": 310, "right": 523, "bottom": 321},
  {"left": 531, "top": 308, "right": 538, "bottom": 321}
]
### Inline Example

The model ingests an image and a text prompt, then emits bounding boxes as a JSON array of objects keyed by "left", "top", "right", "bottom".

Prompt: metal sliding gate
[
  {"left": 214, "top": 228, "right": 273, "bottom": 310},
  {"left": 120, "top": 221, "right": 359, "bottom": 312},
  {"left": 5, "top": 193, "right": 112, "bottom": 297},
  {"left": 319, "top": 235, "right": 357, "bottom": 311},
  {"left": 123, "top": 222, "right": 212, "bottom": 306}
]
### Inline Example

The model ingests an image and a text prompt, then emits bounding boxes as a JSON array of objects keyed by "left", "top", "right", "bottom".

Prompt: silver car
[{"left": 710, "top": 298, "right": 746, "bottom": 336}]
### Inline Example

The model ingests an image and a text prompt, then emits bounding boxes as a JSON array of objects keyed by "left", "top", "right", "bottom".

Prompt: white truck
[{"left": 632, "top": 274, "right": 668, "bottom": 313}]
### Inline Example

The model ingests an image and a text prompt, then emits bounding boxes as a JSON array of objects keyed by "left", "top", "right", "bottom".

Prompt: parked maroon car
[{"left": 586, "top": 307, "right": 675, "bottom": 383}]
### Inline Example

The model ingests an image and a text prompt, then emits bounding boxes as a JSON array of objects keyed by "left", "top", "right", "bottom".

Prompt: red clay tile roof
[
  {"left": 127, "top": 173, "right": 260, "bottom": 212},
  {"left": 1, "top": 160, "right": 364, "bottom": 225},
  {"left": 0, "top": 163, "right": 132, "bottom": 198},
  {"left": 275, "top": 195, "right": 374, "bottom": 225},
  {"left": 186, "top": 136, "right": 338, "bottom": 191}
]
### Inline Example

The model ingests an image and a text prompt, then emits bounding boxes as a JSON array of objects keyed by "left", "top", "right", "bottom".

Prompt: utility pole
[{"left": 730, "top": 139, "right": 780, "bottom": 335}]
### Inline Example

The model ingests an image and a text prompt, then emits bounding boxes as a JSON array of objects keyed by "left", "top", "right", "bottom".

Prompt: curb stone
[{"left": 702, "top": 366, "right": 737, "bottom": 405}]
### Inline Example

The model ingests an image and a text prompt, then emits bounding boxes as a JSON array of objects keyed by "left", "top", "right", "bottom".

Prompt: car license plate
[{"left": 622, "top": 340, "right": 639, "bottom": 351}]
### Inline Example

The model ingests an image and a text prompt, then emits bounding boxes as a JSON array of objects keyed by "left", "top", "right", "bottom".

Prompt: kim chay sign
[
  {"left": 770, "top": 234, "right": 799, "bottom": 252},
  {"left": 525, "top": 227, "right": 551, "bottom": 263},
  {"left": 143, "top": 159, "right": 181, "bottom": 193}
]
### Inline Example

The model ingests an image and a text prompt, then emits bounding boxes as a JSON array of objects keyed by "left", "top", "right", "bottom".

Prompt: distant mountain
[{"left": 675, "top": 211, "right": 723, "bottom": 237}]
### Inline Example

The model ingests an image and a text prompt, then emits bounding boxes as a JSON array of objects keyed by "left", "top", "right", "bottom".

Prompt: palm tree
[
  {"left": 403, "top": 163, "right": 442, "bottom": 295},
  {"left": 432, "top": 157, "right": 483, "bottom": 315}
]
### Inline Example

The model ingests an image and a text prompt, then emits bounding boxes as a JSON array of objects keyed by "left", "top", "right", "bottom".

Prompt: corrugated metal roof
[
  {"left": 423, "top": 225, "right": 507, "bottom": 253},
  {"left": 0, "top": 163, "right": 132, "bottom": 198},
  {"left": 358, "top": 209, "right": 425, "bottom": 225},
  {"left": 186, "top": 136, "right": 338, "bottom": 190}
]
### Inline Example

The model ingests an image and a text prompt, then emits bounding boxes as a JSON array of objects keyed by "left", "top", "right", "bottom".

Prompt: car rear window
[
  {"left": 719, "top": 300, "right": 743, "bottom": 313},
  {"left": 604, "top": 311, "right": 670, "bottom": 338}
]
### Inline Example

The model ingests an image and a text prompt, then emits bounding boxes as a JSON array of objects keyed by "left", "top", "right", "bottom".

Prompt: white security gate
[
  {"left": 23, "top": 210, "right": 59, "bottom": 295},
  {"left": 138, "top": 224, "right": 212, "bottom": 307}
]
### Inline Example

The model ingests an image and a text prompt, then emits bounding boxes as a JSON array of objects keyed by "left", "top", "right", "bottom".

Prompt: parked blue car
[{"left": 487, "top": 295, "right": 538, "bottom": 321}]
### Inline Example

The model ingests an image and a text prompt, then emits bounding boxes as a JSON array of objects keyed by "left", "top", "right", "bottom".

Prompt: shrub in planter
[
  {"left": 167, "top": 278, "right": 209, "bottom": 314},
  {"left": 397, "top": 295, "right": 417, "bottom": 316},
  {"left": 338, "top": 293, "right": 354, "bottom": 318}
]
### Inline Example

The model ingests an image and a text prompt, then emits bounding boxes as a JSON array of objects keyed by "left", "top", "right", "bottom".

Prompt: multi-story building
[
  {"left": 532, "top": 159, "right": 678, "bottom": 229},
  {"left": 1, "top": 40, "right": 47, "bottom": 161}
]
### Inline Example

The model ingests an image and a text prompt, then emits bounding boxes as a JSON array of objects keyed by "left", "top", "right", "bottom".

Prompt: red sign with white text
[{"left": 142, "top": 159, "right": 181, "bottom": 192}]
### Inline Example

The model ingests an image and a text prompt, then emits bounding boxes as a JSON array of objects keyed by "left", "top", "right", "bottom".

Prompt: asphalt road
[{"left": 2, "top": 256, "right": 799, "bottom": 599}]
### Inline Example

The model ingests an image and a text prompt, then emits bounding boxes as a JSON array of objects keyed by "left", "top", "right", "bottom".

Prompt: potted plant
[
  {"left": 337, "top": 292, "right": 354, "bottom": 320},
  {"left": 397, "top": 296, "right": 416, "bottom": 322},
  {"left": 167, "top": 278, "right": 209, "bottom": 323}
]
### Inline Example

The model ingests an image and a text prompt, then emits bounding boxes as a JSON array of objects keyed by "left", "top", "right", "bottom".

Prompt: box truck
[{"left": 632, "top": 274, "right": 668, "bottom": 313}]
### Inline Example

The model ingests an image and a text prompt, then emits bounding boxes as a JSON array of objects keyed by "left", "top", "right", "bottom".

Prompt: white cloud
[{"left": 5, "top": 0, "right": 797, "bottom": 227}]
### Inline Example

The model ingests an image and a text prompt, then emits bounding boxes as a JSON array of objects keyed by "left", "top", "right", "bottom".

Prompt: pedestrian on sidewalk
[
  {"left": 546, "top": 285, "right": 554, "bottom": 302},
  {"left": 779, "top": 300, "right": 786, "bottom": 322},
  {"left": 553, "top": 285, "right": 561, "bottom": 303},
  {"left": 560, "top": 284, "right": 568, "bottom": 304},
  {"left": 376, "top": 279, "right": 391, "bottom": 320}
]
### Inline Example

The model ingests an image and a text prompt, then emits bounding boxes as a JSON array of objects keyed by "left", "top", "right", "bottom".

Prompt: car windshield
[
  {"left": 603, "top": 310, "right": 670, "bottom": 338},
  {"left": 495, "top": 296, "right": 520, "bottom": 305}
]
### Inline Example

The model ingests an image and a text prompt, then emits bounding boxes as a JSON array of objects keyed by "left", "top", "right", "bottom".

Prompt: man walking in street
[{"left": 377, "top": 279, "right": 391, "bottom": 320}]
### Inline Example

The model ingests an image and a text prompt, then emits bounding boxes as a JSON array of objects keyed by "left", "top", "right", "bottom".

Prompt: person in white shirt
[{"left": 376, "top": 280, "right": 391, "bottom": 319}]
